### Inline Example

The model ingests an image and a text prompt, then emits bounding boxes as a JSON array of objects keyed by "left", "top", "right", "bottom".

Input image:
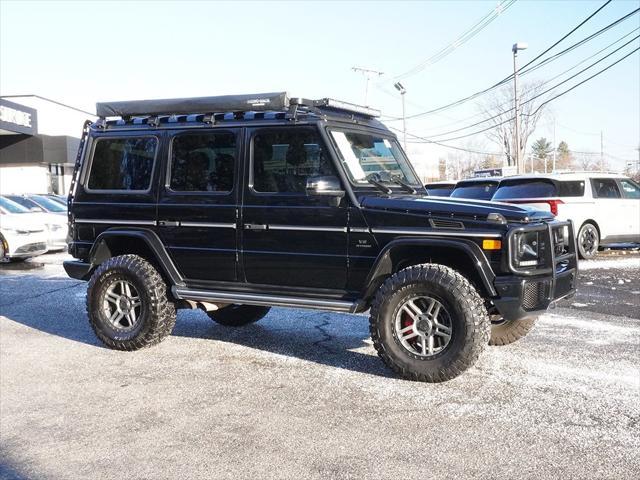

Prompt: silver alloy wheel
[
  {"left": 102, "top": 280, "right": 142, "bottom": 331},
  {"left": 579, "top": 224, "right": 599, "bottom": 257},
  {"left": 394, "top": 295, "right": 453, "bottom": 358}
]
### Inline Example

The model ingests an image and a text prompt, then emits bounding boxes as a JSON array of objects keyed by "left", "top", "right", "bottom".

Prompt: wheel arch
[
  {"left": 88, "top": 228, "right": 184, "bottom": 286},
  {"left": 361, "top": 238, "right": 497, "bottom": 306}
]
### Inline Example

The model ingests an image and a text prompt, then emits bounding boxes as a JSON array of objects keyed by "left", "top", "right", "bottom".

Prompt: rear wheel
[
  {"left": 369, "top": 264, "right": 490, "bottom": 383},
  {"left": 86, "top": 254, "right": 176, "bottom": 350},
  {"left": 207, "top": 305, "right": 271, "bottom": 327},
  {"left": 577, "top": 222, "right": 599, "bottom": 259}
]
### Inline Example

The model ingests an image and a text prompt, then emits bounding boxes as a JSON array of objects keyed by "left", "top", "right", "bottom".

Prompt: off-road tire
[
  {"left": 577, "top": 222, "right": 599, "bottom": 259},
  {"left": 207, "top": 305, "right": 271, "bottom": 327},
  {"left": 489, "top": 316, "right": 537, "bottom": 346},
  {"left": 369, "top": 264, "right": 490, "bottom": 383},
  {"left": 86, "top": 254, "right": 176, "bottom": 350}
]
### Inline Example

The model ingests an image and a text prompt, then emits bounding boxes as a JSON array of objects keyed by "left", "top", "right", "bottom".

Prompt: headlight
[{"left": 512, "top": 230, "right": 548, "bottom": 269}]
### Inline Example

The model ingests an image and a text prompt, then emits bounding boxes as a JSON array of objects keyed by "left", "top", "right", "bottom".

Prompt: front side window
[
  {"left": 87, "top": 137, "right": 157, "bottom": 191},
  {"left": 591, "top": 178, "right": 621, "bottom": 199},
  {"left": 170, "top": 132, "right": 236, "bottom": 192},
  {"left": 252, "top": 129, "right": 335, "bottom": 193},
  {"left": 619, "top": 179, "right": 640, "bottom": 199},
  {"left": 329, "top": 130, "right": 419, "bottom": 186}
]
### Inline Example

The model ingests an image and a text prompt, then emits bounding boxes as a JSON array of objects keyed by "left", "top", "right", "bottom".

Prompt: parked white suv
[{"left": 492, "top": 173, "right": 640, "bottom": 258}]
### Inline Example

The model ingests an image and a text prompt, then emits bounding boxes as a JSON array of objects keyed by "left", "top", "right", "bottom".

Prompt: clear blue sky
[{"left": 1, "top": 0, "right": 638, "bottom": 169}]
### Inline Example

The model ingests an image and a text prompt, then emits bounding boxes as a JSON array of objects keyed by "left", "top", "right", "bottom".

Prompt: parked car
[
  {"left": 425, "top": 181, "right": 457, "bottom": 197},
  {"left": 492, "top": 173, "right": 640, "bottom": 258},
  {"left": 2, "top": 195, "right": 67, "bottom": 251},
  {"left": 63, "top": 92, "right": 577, "bottom": 383},
  {"left": 450, "top": 177, "right": 502, "bottom": 200},
  {"left": 0, "top": 197, "right": 48, "bottom": 262}
]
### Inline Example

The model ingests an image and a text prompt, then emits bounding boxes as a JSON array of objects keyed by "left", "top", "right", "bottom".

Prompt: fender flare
[
  {"left": 361, "top": 237, "right": 497, "bottom": 300},
  {"left": 88, "top": 228, "right": 184, "bottom": 286}
]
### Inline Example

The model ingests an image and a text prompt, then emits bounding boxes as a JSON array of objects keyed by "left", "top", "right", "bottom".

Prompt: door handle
[
  {"left": 158, "top": 220, "right": 180, "bottom": 227},
  {"left": 243, "top": 223, "right": 268, "bottom": 230}
]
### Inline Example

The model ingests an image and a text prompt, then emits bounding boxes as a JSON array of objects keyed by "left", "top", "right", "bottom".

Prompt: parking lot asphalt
[{"left": 1, "top": 253, "right": 639, "bottom": 480}]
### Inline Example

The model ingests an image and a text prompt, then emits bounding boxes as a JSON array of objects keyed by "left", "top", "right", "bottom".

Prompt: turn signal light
[{"left": 482, "top": 239, "right": 502, "bottom": 250}]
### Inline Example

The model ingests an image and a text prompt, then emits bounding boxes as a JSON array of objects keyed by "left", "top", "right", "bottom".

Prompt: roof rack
[{"left": 96, "top": 92, "right": 381, "bottom": 119}]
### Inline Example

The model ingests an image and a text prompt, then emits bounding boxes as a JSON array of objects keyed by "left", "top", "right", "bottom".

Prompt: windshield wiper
[
  {"left": 390, "top": 175, "right": 418, "bottom": 194},
  {"left": 366, "top": 174, "right": 393, "bottom": 194}
]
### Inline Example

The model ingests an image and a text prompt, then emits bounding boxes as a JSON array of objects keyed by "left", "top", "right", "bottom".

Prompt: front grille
[{"left": 523, "top": 281, "right": 550, "bottom": 310}]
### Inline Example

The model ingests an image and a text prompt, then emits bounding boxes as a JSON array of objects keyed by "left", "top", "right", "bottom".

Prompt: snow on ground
[{"left": 578, "top": 256, "right": 640, "bottom": 271}]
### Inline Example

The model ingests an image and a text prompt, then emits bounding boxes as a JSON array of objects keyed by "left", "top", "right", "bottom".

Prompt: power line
[
  {"left": 423, "top": 33, "right": 640, "bottom": 139},
  {"left": 388, "top": 125, "right": 501, "bottom": 156},
  {"left": 393, "top": 0, "right": 518, "bottom": 81},
  {"left": 401, "top": 1, "right": 631, "bottom": 120},
  {"left": 407, "top": 46, "right": 639, "bottom": 144}
]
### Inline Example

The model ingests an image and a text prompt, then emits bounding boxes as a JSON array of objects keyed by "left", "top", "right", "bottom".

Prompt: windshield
[
  {"left": 5, "top": 195, "right": 45, "bottom": 212},
  {"left": 450, "top": 182, "right": 498, "bottom": 200},
  {"left": 0, "top": 196, "right": 30, "bottom": 214},
  {"left": 30, "top": 195, "right": 67, "bottom": 212},
  {"left": 330, "top": 130, "right": 420, "bottom": 186}
]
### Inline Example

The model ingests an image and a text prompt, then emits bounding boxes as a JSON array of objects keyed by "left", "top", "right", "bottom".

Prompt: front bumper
[{"left": 492, "top": 219, "right": 578, "bottom": 321}]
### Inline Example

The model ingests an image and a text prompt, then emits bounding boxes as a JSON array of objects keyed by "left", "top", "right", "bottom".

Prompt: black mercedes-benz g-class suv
[{"left": 64, "top": 92, "right": 577, "bottom": 382}]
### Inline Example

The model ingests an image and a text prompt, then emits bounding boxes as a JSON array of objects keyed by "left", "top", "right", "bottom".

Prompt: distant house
[{"left": 0, "top": 95, "right": 96, "bottom": 195}]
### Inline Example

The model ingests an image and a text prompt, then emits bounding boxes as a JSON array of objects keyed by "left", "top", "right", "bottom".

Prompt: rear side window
[
  {"left": 450, "top": 182, "right": 498, "bottom": 200},
  {"left": 557, "top": 181, "right": 585, "bottom": 197},
  {"left": 619, "top": 179, "right": 640, "bottom": 199},
  {"left": 493, "top": 180, "right": 557, "bottom": 200},
  {"left": 252, "top": 129, "right": 335, "bottom": 194},
  {"left": 87, "top": 137, "right": 157, "bottom": 191},
  {"left": 170, "top": 132, "right": 236, "bottom": 192},
  {"left": 591, "top": 178, "right": 621, "bottom": 199}
]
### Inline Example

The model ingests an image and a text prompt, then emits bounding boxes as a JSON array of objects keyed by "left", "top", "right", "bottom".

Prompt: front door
[
  {"left": 156, "top": 128, "right": 240, "bottom": 282},
  {"left": 241, "top": 126, "right": 348, "bottom": 290}
]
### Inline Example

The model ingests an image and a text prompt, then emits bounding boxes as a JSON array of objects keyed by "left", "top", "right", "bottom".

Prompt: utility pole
[
  {"left": 351, "top": 66, "right": 384, "bottom": 106},
  {"left": 394, "top": 82, "right": 407, "bottom": 151},
  {"left": 512, "top": 42, "right": 528, "bottom": 174},
  {"left": 600, "top": 130, "right": 604, "bottom": 172}
]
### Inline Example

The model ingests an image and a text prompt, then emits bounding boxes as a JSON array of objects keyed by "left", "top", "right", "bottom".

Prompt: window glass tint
[
  {"left": 4, "top": 195, "right": 45, "bottom": 212},
  {"left": 88, "top": 137, "right": 156, "bottom": 191},
  {"left": 591, "top": 178, "right": 621, "bottom": 199},
  {"left": 253, "top": 129, "right": 335, "bottom": 193},
  {"left": 493, "top": 180, "right": 557, "bottom": 200},
  {"left": 426, "top": 186, "right": 455, "bottom": 196},
  {"left": 557, "top": 181, "right": 585, "bottom": 197},
  {"left": 0, "top": 196, "right": 30, "bottom": 214},
  {"left": 450, "top": 182, "right": 498, "bottom": 200},
  {"left": 170, "top": 133, "right": 236, "bottom": 192},
  {"left": 30, "top": 195, "right": 66, "bottom": 212},
  {"left": 619, "top": 179, "right": 640, "bottom": 199}
]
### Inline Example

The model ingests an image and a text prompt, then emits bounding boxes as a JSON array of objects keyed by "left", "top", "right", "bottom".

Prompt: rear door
[
  {"left": 156, "top": 129, "right": 240, "bottom": 282},
  {"left": 590, "top": 178, "right": 623, "bottom": 241},
  {"left": 617, "top": 178, "right": 640, "bottom": 241},
  {"left": 241, "top": 126, "right": 348, "bottom": 290}
]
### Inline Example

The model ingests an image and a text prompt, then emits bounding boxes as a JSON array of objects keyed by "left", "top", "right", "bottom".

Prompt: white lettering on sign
[{"left": 0, "top": 105, "right": 32, "bottom": 128}]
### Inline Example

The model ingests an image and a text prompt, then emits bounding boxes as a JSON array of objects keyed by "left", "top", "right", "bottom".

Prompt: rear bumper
[
  {"left": 63, "top": 260, "right": 92, "bottom": 280},
  {"left": 492, "top": 268, "right": 577, "bottom": 321}
]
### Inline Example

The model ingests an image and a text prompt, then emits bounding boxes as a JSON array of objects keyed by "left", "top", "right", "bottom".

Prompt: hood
[
  {"left": 0, "top": 213, "right": 47, "bottom": 232},
  {"left": 360, "top": 194, "right": 553, "bottom": 222}
]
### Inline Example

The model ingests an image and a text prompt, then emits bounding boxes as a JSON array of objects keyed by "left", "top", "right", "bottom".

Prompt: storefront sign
[{"left": 0, "top": 99, "right": 37, "bottom": 135}]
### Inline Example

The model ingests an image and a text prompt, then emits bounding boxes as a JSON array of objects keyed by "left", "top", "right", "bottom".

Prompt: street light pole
[
  {"left": 352, "top": 66, "right": 384, "bottom": 106},
  {"left": 512, "top": 42, "right": 528, "bottom": 174},
  {"left": 394, "top": 82, "right": 407, "bottom": 151}
]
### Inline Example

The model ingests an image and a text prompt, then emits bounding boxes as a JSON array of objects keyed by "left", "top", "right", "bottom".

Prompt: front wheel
[
  {"left": 86, "top": 254, "right": 176, "bottom": 350},
  {"left": 369, "top": 264, "right": 490, "bottom": 383},
  {"left": 577, "top": 222, "right": 599, "bottom": 259}
]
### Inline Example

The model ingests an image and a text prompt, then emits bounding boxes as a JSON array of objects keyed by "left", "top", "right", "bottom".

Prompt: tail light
[
  {"left": 504, "top": 198, "right": 564, "bottom": 216},
  {"left": 547, "top": 199, "right": 564, "bottom": 216}
]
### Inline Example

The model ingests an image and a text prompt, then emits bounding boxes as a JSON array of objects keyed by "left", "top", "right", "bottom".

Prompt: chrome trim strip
[
  {"left": 349, "top": 227, "right": 371, "bottom": 233},
  {"left": 370, "top": 228, "right": 502, "bottom": 238},
  {"left": 268, "top": 224, "right": 348, "bottom": 233},
  {"left": 74, "top": 219, "right": 156, "bottom": 226},
  {"left": 172, "top": 287, "right": 355, "bottom": 312},
  {"left": 180, "top": 222, "right": 237, "bottom": 229}
]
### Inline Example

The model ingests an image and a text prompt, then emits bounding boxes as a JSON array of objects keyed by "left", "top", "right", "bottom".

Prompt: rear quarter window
[{"left": 87, "top": 137, "right": 157, "bottom": 191}]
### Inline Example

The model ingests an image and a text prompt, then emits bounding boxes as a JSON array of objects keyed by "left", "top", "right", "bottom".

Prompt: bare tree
[{"left": 478, "top": 82, "right": 547, "bottom": 167}]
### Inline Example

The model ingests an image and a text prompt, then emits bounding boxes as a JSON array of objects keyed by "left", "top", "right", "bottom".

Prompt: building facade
[{"left": 0, "top": 96, "right": 95, "bottom": 195}]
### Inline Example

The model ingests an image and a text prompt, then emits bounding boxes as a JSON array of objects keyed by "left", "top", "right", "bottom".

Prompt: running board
[{"left": 172, "top": 287, "right": 357, "bottom": 313}]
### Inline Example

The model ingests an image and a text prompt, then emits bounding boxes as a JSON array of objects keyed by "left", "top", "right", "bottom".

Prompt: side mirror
[{"left": 306, "top": 175, "right": 345, "bottom": 206}]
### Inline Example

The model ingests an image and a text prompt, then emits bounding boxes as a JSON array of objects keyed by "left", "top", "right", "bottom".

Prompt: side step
[{"left": 172, "top": 287, "right": 357, "bottom": 313}]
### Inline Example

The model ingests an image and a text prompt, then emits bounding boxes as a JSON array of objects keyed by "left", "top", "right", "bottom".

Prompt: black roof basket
[{"left": 96, "top": 92, "right": 381, "bottom": 119}]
